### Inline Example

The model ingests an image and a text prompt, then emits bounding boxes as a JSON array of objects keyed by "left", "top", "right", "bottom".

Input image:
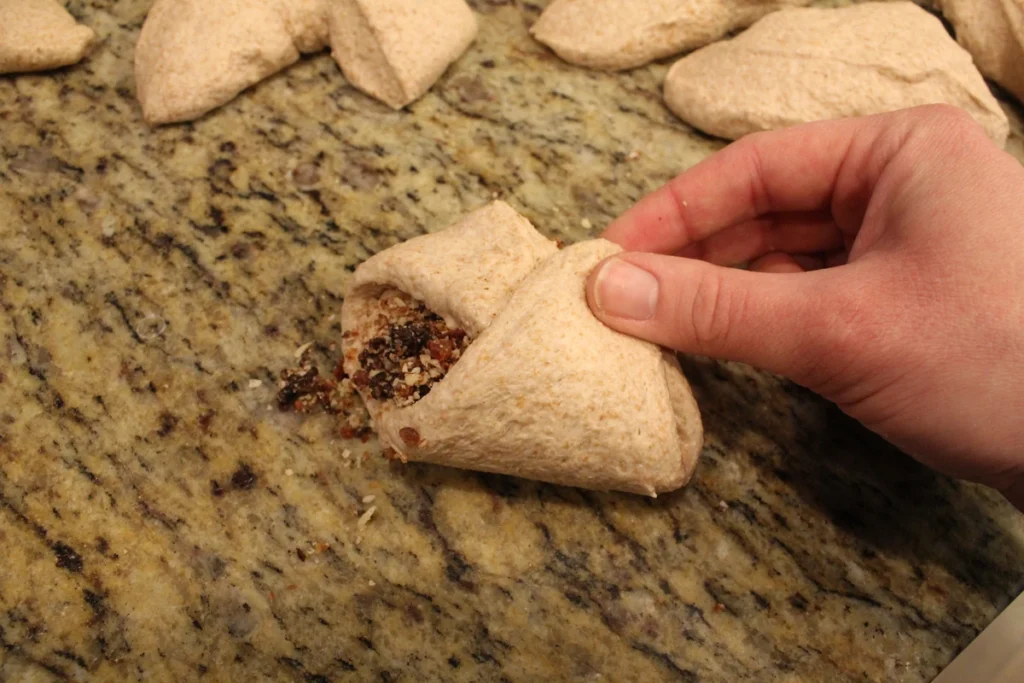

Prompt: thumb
[{"left": 586, "top": 252, "right": 847, "bottom": 383}]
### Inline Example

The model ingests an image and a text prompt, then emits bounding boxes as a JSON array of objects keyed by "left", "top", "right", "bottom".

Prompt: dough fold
[
  {"left": 663, "top": 2, "right": 1009, "bottom": 145},
  {"left": 531, "top": 0, "right": 810, "bottom": 71},
  {"left": 0, "top": 0, "right": 95, "bottom": 74},
  {"left": 329, "top": 0, "right": 479, "bottom": 109},
  {"left": 342, "top": 201, "right": 703, "bottom": 496},
  {"left": 135, "top": 0, "right": 477, "bottom": 124}
]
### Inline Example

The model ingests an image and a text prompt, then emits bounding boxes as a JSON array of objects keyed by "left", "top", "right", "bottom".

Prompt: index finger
[{"left": 602, "top": 116, "right": 882, "bottom": 254}]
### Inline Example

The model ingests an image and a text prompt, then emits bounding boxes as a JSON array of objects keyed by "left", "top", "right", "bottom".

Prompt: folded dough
[
  {"left": 0, "top": 0, "right": 95, "bottom": 74},
  {"left": 663, "top": 2, "right": 1009, "bottom": 145},
  {"left": 341, "top": 201, "right": 703, "bottom": 496},
  {"left": 134, "top": 0, "right": 477, "bottom": 124},
  {"left": 939, "top": 0, "right": 1024, "bottom": 105},
  {"left": 329, "top": 0, "right": 479, "bottom": 109},
  {"left": 530, "top": 0, "right": 810, "bottom": 71}
]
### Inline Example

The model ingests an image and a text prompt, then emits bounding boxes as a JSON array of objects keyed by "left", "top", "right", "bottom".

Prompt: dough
[
  {"left": 135, "top": 0, "right": 327, "bottom": 125},
  {"left": 0, "top": 0, "right": 95, "bottom": 74},
  {"left": 341, "top": 201, "right": 703, "bottom": 496},
  {"left": 530, "top": 0, "right": 810, "bottom": 71},
  {"left": 663, "top": 2, "right": 1009, "bottom": 145},
  {"left": 134, "top": 0, "right": 477, "bottom": 125},
  {"left": 329, "top": 0, "right": 479, "bottom": 109},
  {"left": 940, "top": 0, "right": 1024, "bottom": 104}
]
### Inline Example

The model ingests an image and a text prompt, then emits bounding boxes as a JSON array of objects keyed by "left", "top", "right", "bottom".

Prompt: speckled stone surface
[{"left": 1, "top": 1, "right": 1023, "bottom": 681}]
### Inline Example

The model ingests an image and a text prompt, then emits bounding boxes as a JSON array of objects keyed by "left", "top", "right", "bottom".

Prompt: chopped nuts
[{"left": 351, "top": 289, "right": 471, "bottom": 408}]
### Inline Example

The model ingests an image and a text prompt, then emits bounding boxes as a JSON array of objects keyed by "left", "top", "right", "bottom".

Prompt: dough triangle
[{"left": 342, "top": 202, "right": 702, "bottom": 496}]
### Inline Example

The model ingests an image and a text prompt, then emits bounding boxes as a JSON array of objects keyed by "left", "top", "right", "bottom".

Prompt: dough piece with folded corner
[
  {"left": 530, "top": 0, "right": 809, "bottom": 71},
  {"left": 663, "top": 2, "right": 1009, "bottom": 146},
  {"left": 939, "top": 0, "right": 1024, "bottom": 104},
  {"left": 134, "top": 0, "right": 477, "bottom": 124},
  {"left": 134, "top": 0, "right": 330, "bottom": 125},
  {"left": 341, "top": 201, "right": 703, "bottom": 496},
  {"left": 0, "top": 0, "right": 95, "bottom": 74},
  {"left": 330, "top": 0, "right": 478, "bottom": 108}
]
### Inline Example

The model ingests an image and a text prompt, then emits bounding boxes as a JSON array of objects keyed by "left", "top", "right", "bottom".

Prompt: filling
[
  {"left": 351, "top": 288, "right": 471, "bottom": 408},
  {"left": 276, "top": 346, "right": 372, "bottom": 441}
]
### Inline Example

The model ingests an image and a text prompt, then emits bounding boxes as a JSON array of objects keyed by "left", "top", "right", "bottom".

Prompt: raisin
[
  {"left": 427, "top": 337, "right": 454, "bottom": 362},
  {"left": 391, "top": 323, "right": 430, "bottom": 356},
  {"left": 366, "top": 337, "right": 388, "bottom": 353},
  {"left": 399, "top": 427, "right": 421, "bottom": 446},
  {"left": 369, "top": 373, "right": 394, "bottom": 400},
  {"left": 359, "top": 347, "right": 384, "bottom": 371}
]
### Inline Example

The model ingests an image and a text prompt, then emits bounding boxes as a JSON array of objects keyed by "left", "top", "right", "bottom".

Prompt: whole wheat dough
[
  {"left": 663, "top": 2, "right": 1009, "bottom": 145},
  {"left": 940, "top": 0, "right": 1024, "bottom": 104},
  {"left": 341, "top": 201, "right": 704, "bottom": 496},
  {"left": 0, "top": 0, "right": 95, "bottom": 74},
  {"left": 134, "top": 0, "right": 477, "bottom": 125},
  {"left": 530, "top": 0, "right": 810, "bottom": 71},
  {"left": 329, "top": 0, "right": 478, "bottom": 109}
]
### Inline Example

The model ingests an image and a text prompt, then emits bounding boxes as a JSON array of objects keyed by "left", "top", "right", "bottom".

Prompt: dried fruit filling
[{"left": 352, "top": 289, "right": 471, "bottom": 408}]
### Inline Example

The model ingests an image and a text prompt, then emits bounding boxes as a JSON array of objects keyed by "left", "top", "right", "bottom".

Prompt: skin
[{"left": 586, "top": 105, "right": 1024, "bottom": 511}]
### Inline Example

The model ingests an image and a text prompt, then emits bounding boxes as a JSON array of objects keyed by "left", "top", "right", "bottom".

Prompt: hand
[{"left": 586, "top": 105, "right": 1024, "bottom": 510}]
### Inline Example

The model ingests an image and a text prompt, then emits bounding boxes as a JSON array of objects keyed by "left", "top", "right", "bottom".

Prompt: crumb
[
  {"left": 248, "top": 379, "right": 262, "bottom": 388},
  {"left": 368, "top": 580, "right": 376, "bottom": 587},
  {"left": 285, "top": 469, "right": 294, "bottom": 476},
  {"left": 718, "top": 500, "right": 729, "bottom": 511},
  {"left": 357, "top": 506, "right": 377, "bottom": 528},
  {"left": 362, "top": 494, "right": 376, "bottom": 504},
  {"left": 713, "top": 603, "right": 725, "bottom": 613},
  {"left": 580, "top": 218, "right": 592, "bottom": 229},
  {"left": 626, "top": 150, "right": 641, "bottom": 161},
  {"left": 294, "top": 341, "right": 313, "bottom": 359}
]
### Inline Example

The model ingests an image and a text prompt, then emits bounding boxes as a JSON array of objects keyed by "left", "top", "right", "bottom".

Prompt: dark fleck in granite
[{"left": 1, "top": 1, "right": 1022, "bottom": 681}]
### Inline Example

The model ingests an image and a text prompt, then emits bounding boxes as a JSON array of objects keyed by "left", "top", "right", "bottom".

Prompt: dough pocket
[{"left": 341, "top": 201, "right": 703, "bottom": 496}]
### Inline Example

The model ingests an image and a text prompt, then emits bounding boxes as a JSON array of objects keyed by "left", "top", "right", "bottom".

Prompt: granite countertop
[{"left": 2, "top": 1, "right": 1023, "bottom": 681}]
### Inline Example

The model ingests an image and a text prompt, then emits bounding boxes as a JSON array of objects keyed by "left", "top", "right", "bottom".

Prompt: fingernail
[{"left": 593, "top": 258, "right": 659, "bottom": 320}]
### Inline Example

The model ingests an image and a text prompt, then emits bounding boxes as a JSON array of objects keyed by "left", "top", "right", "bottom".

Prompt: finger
[
  {"left": 677, "top": 211, "right": 841, "bottom": 266},
  {"left": 750, "top": 253, "right": 807, "bottom": 273},
  {"left": 790, "top": 254, "right": 826, "bottom": 271},
  {"left": 602, "top": 116, "right": 884, "bottom": 254},
  {"left": 586, "top": 252, "right": 852, "bottom": 382}
]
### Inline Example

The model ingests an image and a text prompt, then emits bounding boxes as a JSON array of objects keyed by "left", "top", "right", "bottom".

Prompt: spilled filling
[{"left": 351, "top": 289, "right": 471, "bottom": 408}]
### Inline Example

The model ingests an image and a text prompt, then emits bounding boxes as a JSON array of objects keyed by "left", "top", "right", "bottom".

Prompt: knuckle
[
  {"left": 803, "top": 286, "right": 879, "bottom": 393},
  {"left": 684, "top": 272, "right": 741, "bottom": 352},
  {"left": 910, "top": 104, "right": 981, "bottom": 140}
]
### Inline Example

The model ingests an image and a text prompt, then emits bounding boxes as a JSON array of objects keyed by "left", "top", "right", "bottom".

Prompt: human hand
[{"left": 585, "top": 105, "right": 1024, "bottom": 510}]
